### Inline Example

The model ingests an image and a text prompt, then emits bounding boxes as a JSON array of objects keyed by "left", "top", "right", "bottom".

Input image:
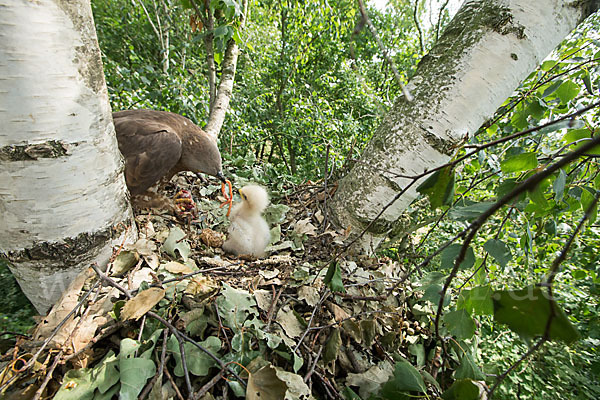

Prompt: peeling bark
[
  {"left": 329, "top": 0, "right": 600, "bottom": 253},
  {"left": 0, "top": 0, "right": 137, "bottom": 312}
]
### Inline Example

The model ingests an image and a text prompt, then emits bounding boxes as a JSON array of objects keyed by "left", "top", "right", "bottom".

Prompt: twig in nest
[
  {"left": 214, "top": 303, "right": 232, "bottom": 350},
  {"left": 164, "top": 365, "right": 185, "bottom": 400},
  {"left": 194, "top": 369, "right": 225, "bottom": 399},
  {"left": 294, "top": 288, "right": 330, "bottom": 354},
  {"left": 303, "top": 344, "right": 323, "bottom": 383},
  {"left": 265, "top": 285, "right": 285, "bottom": 332},
  {"left": 139, "top": 329, "right": 169, "bottom": 400},
  {"left": 0, "top": 280, "right": 99, "bottom": 393},
  {"left": 31, "top": 350, "right": 63, "bottom": 400}
]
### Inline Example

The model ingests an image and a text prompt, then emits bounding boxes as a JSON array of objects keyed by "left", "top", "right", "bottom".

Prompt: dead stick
[
  {"left": 31, "top": 350, "right": 63, "bottom": 400},
  {"left": 194, "top": 369, "right": 225, "bottom": 399},
  {"left": 265, "top": 285, "right": 285, "bottom": 332},
  {"left": 164, "top": 366, "right": 185, "bottom": 400},
  {"left": 140, "top": 330, "right": 170, "bottom": 400}
]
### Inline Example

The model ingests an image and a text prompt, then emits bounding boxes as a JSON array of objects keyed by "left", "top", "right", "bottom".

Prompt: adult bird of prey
[{"left": 113, "top": 109, "right": 226, "bottom": 201}]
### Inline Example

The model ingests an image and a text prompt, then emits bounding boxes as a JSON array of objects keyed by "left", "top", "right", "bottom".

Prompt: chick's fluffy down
[{"left": 223, "top": 185, "right": 271, "bottom": 257}]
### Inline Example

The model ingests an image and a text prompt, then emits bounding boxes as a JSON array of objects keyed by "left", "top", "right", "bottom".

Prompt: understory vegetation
[{"left": 1, "top": 1, "right": 599, "bottom": 399}]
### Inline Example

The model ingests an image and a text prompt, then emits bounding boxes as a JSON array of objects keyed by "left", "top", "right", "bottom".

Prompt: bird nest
[{"left": 0, "top": 176, "right": 435, "bottom": 400}]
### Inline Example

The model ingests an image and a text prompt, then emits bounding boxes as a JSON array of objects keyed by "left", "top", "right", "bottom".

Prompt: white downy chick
[{"left": 222, "top": 184, "right": 271, "bottom": 257}]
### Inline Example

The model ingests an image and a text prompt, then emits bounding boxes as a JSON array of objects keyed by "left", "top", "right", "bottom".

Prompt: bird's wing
[{"left": 113, "top": 115, "right": 183, "bottom": 195}]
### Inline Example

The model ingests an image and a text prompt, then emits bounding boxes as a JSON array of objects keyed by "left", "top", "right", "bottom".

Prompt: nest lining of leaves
[{"left": 0, "top": 173, "right": 442, "bottom": 400}]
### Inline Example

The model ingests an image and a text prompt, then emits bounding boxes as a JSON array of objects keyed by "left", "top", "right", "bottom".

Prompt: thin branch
[
  {"left": 435, "top": 0, "right": 450, "bottom": 42},
  {"left": 136, "top": 0, "right": 164, "bottom": 49},
  {"left": 488, "top": 338, "right": 546, "bottom": 398},
  {"left": 31, "top": 350, "right": 63, "bottom": 400},
  {"left": 356, "top": 0, "right": 413, "bottom": 101},
  {"left": 412, "top": 0, "right": 424, "bottom": 53}
]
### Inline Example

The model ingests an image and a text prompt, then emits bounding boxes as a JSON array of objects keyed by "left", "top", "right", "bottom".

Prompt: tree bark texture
[
  {"left": 329, "top": 0, "right": 600, "bottom": 253},
  {"left": 0, "top": 0, "right": 137, "bottom": 312}
]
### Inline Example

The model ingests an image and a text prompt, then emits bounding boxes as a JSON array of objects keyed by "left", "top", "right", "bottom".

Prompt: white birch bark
[
  {"left": 203, "top": 0, "right": 248, "bottom": 138},
  {"left": 329, "top": 0, "right": 599, "bottom": 253},
  {"left": 0, "top": 0, "right": 137, "bottom": 313}
]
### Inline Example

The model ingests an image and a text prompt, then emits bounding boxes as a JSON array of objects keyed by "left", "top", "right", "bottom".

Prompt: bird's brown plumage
[{"left": 113, "top": 109, "right": 225, "bottom": 196}]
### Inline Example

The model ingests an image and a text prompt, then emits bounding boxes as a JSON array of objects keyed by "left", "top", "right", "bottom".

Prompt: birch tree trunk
[
  {"left": 0, "top": 0, "right": 137, "bottom": 313},
  {"left": 203, "top": 0, "right": 249, "bottom": 138},
  {"left": 329, "top": 0, "right": 600, "bottom": 253}
]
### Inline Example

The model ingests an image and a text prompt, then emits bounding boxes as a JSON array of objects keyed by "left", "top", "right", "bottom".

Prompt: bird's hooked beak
[{"left": 216, "top": 171, "right": 227, "bottom": 184}]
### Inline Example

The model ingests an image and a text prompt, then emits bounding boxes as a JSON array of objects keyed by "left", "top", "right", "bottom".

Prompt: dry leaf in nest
[
  {"left": 164, "top": 261, "right": 195, "bottom": 274},
  {"left": 200, "top": 228, "right": 224, "bottom": 248},
  {"left": 121, "top": 288, "right": 166, "bottom": 321},
  {"left": 293, "top": 218, "right": 317, "bottom": 236},
  {"left": 185, "top": 275, "right": 218, "bottom": 296},
  {"left": 327, "top": 302, "right": 351, "bottom": 322},
  {"left": 33, "top": 267, "right": 95, "bottom": 345}
]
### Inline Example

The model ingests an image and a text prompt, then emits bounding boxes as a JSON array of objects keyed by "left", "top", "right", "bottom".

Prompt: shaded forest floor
[{"left": 0, "top": 174, "right": 444, "bottom": 400}]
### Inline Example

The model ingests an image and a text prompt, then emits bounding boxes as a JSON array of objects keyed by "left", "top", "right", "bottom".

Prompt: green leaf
[
  {"left": 54, "top": 368, "right": 96, "bottom": 400},
  {"left": 94, "top": 352, "right": 119, "bottom": 394},
  {"left": 501, "top": 152, "right": 537, "bottom": 173},
  {"left": 443, "top": 309, "right": 476, "bottom": 339},
  {"left": 492, "top": 287, "right": 580, "bottom": 343},
  {"left": 457, "top": 286, "right": 493, "bottom": 316},
  {"left": 264, "top": 204, "right": 290, "bottom": 225},
  {"left": 528, "top": 183, "right": 550, "bottom": 214},
  {"left": 324, "top": 262, "right": 345, "bottom": 293},
  {"left": 544, "top": 219, "right": 557, "bottom": 236},
  {"left": 341, "top": 387, "right": 362, "bottom": 400},
  {"left": 441, "top": 244, "right": 475, "bottom": 271},
  {"left": 421, "top": 284, "right": 450, "bottom": 307},
  {"left": 118, "top": 339, "right": 156, "bottom": 400},
  {"left": 455, "top": 353, "right": 485, "bottom": 380},
  {"left": 381, "top": 360, "right": 427, "bottom": 396},
  {"left": 442, "top": 379, "right": 480, "bottom": 400},
  {"left": 553, "top": 169, "right": 567, "bottom": 202},
  {"left": 563, "top": 128, "right": 600, "bottom": 154},
  {"left": 216, "top": 283, "right": 258, "bottom": 328},
  {"left": 118, "top": 357, "right": 156, "bottom": 400},
  {"left": 526, "top": 98, "right": 546, "bottom": 120},
  {"left": 323, "top": 328, "right": 341, "bottom": 365},
  {"left": 448, "top": 202, "right": 494, "bottom": 221},
  {"left": 416, "top": 166, "right": 455, "bottom": 209},
  {"left": 162, "top": 227, "right": 191, "bottom": 262},
  {"left": 168, "top": 334, "right": 221, "bottom": 377},
  {"left": 408, "top": 343, "right": 426, "bottom": 367},
  {"left": 582, "top": 70, "right": 593, "bottom": 94},
  {"left": 555, "top": 80, "right": 580, "bottom": 103},
  {"left": 93, "top": 383, "right": 119, "bottom": 400},
  {"left": 581, "top": 187, "right": 598, "bottom": 224},
  {"left": 484, "top": 239, "right": 512, "bottom": 268},
  {"left": 541, "top": 80, "right": 562, "bottom": 98}
]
